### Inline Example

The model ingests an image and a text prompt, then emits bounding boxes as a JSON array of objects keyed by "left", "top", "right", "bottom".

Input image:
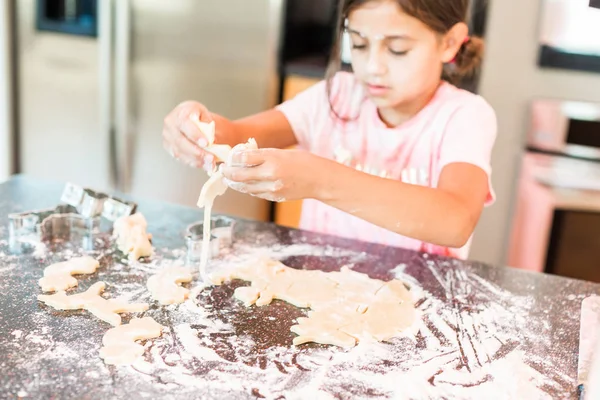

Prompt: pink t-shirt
[{"left": 276, "top": 72, "right": 497, "bottom": 259}]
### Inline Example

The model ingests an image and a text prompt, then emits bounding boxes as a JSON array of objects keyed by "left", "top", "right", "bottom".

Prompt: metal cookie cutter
[
  {"left": 9, "top": 204, "right": 77, "bottom": 239},
  {"left": 60, "top": 182, "right": 137, "bottom": 221},
  {"left": 186, "top": 216, "right": 236, "bottom": 262},
  {"left": 38, "top": 211, "right": 100, "bottom": 244},
  {"left": 7, "top": 183, "right": 137, "bottom": 254},
  {"left": 8, "top": 205, "right": 100, "bottom": 253}
]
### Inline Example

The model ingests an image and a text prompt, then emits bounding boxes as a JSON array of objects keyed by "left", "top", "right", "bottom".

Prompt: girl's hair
[{"left": 326, "top": 0, "right": 484, "bottom": 117}]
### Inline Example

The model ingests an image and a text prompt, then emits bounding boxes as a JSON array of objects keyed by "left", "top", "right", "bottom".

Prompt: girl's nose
[{"left": 366, "top": 48, "right": 387, "bottom": 76}]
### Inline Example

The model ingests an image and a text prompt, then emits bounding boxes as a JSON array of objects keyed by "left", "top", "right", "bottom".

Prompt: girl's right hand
[{"left": 162, "top": 100, "right": 216, "bottom": 171}]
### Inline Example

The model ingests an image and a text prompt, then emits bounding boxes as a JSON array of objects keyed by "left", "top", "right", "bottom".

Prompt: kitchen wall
[
  {"left": 0, "top": 0, "right": 13, "bottom": 182},
  {"left": 469, "top": 0, "right": 600, "bottom": 266}
]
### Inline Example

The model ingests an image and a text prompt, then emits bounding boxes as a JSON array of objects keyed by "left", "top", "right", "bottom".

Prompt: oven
[{"left": 508, "top": 99, "right": 600, "bottom": 283}]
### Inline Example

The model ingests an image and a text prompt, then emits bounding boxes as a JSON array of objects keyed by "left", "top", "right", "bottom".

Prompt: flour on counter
[{"left": 0, "top": 229, "right": 580, "bottom": 399}]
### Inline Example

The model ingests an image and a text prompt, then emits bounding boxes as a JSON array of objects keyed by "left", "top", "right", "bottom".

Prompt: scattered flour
[{"left": 0, "top": 225, "right": 582, "bottom": 399}]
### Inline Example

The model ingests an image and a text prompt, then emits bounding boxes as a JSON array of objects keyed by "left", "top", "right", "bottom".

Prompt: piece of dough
[
  {"left": 194, "top": 120, "right": 216, "bottom": 144},
  {"left": 191, "top": 118, "right": 232, "bottom": 163},
  {"left": 113, "top": 213, "right": 153, "bottom": 260},
  {"left": 37, "top": 281, "right": 149, "bottom": 326},
  {"left": 146, "top": 266, "right": 193, "bottom": 305},
  {"left": 38, "top": 256, "right": 100, "bottom": 292},
  {"left": 195, "top": 135, "right": 258, "bottom": 282},
  {"left": 99, "top": 317, "right": 163, "bottom": 365},
  {"left": 212, "top": 259, "right": 417, "bottom": 348}
]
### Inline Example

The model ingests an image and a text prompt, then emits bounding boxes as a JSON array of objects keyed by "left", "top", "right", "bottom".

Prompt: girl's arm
[
  {"left": 315, "top": 159, "right": 489, "bottom": 248},
  {"left": 222, "top": 149, "right": 489, "bottom": 249},
  {"left": 214, "top": 109, "right": 299, "bottom": 149}
]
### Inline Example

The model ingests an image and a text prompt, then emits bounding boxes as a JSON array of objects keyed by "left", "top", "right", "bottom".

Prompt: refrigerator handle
[
  {"left": 98, "top": 0, "right": 116, "bottom": 189},
  {"left": 114, "top": 0, "right": 132, "bottom": 193}
]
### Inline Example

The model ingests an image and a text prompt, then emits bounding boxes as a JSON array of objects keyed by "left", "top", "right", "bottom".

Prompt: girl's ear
[{"left": 440, "top": 22, "right": 469, "bottom": 63}]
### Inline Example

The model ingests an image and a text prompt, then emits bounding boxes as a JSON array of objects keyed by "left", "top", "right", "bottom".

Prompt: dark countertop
[{"left": 1, "top": 175, "right": 599, "bottom": 399}]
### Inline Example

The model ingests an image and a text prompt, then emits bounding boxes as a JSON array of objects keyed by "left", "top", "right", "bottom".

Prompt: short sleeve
[
  {"left": 438, "top": 96, "right": 498, "bottom": 205},
  {"left": 275, "top": 72, "right": 363, "bottom": 152},
  {"left": 275, "top": 80, "right": 327, "bottom": 151}
]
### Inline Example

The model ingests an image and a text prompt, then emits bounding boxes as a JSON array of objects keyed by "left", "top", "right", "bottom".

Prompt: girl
[{"left": 162, "top": 0, "right": 497, "bottom": 260}]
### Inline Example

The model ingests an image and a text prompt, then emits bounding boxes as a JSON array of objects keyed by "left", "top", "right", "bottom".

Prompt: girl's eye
[
  {"left": 351, "top": 43, "right": 367, "bottom": 51},
  {"left": 389, "top": 49, "right": 409, "bottom": 56}
]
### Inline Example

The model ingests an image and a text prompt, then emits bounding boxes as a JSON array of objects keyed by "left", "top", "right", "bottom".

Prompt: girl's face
[{"left": 347, "top": 0, "right": 464, "bottom": 111}]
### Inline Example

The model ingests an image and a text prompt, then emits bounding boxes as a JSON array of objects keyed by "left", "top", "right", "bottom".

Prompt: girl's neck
[{"left": 377, "top": 80, "right": 443, "bottom": 128}]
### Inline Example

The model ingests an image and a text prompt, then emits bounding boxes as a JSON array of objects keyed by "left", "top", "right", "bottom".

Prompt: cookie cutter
[
  {"left": 38, "top": 212, "right": 100, "bottom": 243},
  {"left": 185, "top": 216, "right": 236, "bottom": 262},
  {"left": 8, "top": 205, "right": 100, "bottom": 253},
  {"left": 7, "top": 182, "right": 137, "bottom": 254},
  {"left": 60, "top": 182, "right": 137, "bottom": 221}
]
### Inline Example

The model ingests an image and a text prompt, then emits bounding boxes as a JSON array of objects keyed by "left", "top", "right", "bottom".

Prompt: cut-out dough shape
[
  {"left": 194, "top": 120, "right": 258, "bottom": 282},
  {"left": 37, "top": 281, "right": 149, "bottom": 326},
  {"left": 38, "top": 256, "right": 100, "bottom": 292},
  {"left": 99, "top": 317, "right": 163, "bottom": 365},
  {"left": 211, "top": 259, "right": 416, "bottom": 348},
  {"left": 113, "top": 213, "right": 153, "bottom": 260},
  {"left": 147, "top": 266, "right": 193, "bottom": 305}
]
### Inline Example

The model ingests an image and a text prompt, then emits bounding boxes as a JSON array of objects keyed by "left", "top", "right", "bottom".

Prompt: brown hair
[{"left": 326, "top": 0, "right": 484, "bottom": 117}]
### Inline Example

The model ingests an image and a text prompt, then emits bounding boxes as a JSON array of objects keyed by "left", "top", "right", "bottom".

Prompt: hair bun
[{"left": 444, "top": 36, "right": 484, "bottom": 84}]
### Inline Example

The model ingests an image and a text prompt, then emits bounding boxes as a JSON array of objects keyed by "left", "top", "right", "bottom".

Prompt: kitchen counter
[{"left": 1, "top": 175, "right": 599, "bottom": 399}]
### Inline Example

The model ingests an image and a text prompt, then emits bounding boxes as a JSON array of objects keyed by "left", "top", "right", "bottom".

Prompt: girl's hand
[
  {"left": 221, "top": 148, "right": 328, "bottom": 202},
  {"left": 162, "top": 100, "right": 219, "bottom": 171}
]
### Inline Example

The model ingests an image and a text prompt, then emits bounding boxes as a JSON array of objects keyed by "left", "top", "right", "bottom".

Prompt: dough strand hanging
[{"left": 193, "top": 116, "right": 258, "bottom": 282}]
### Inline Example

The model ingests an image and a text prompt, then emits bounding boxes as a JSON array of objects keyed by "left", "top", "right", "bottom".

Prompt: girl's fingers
[
  {"left": 223, "top": 179, "right": 283, "bottom": 194},
  {"left": 180, "top": 117, "right": 209, "bottom": 146},
  {"left": 221, "top": 164, "right": 275, "bottom": 183},
  {"left": 228, "top": 149, "right": 268, "bottom": 167},
  {"left": 163, "top": 123, "right": 206, "bottom": 167},
  {"left": 251, "top": 192, "right": 286, "bottom": 202},
  {"left": 172, "top": 127, "right": 203, "bottom": 159}
]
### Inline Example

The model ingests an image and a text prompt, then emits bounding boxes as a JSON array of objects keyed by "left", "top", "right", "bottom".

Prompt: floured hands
[
  {"left": 162, "top": 101, "right": 220, "bottom": 172},
  {"left": 221, "top": 148, "right": 329, "bottom": 202}
]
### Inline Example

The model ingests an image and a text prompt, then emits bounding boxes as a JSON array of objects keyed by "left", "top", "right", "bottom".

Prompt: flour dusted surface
[{"left": 0, "top": 219, "right": 594, "bottom": 399}]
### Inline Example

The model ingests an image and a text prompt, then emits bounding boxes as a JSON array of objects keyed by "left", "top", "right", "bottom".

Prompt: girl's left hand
[{"left": 221, "top": 148, "right": 327, "bottom": 202}]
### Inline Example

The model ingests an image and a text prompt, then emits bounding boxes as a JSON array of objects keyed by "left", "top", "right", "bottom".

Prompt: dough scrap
[
  {"left": 192, "top": 119, "right": 232, "bottom": 163},
  {"left": 38, "top": 256, "right": 100, "bottom": 292},
  {"left": 113, "top": 213, "right": 153, "bottom": 260},
  {"left": 211, "top": 259, "right": 416, "bottom": 348},
  {"left": 37, "top": 281, "right": 149, "bottom": 326},
  {"left": 194, "top": 120, "right": 216, "bottom": 144},
  {"left": 195, "top": 134, "right": 258, "bottom": 282},
  {"left": 99, "top": 317, "right": 163, "bottom": 365},
  {"left": 147, "top": 266, "right": 193, "bottom": 305}
]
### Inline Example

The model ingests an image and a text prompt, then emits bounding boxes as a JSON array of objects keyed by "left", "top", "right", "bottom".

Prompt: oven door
[{"left": 545, "top": 209, "right": 600, "bottom": 282}]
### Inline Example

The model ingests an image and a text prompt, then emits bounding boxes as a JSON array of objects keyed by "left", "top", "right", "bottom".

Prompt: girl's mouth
[{"left": 366, "top": 83, "right": 390, "bottom": 96}]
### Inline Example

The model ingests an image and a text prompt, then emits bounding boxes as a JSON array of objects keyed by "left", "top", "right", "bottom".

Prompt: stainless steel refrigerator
[{"left": 13, "top": 0, "right": 284, "bottom": 221}]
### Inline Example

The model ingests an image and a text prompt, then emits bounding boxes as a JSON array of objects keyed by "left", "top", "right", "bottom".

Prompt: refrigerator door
[
  {"left": 16, "top": 0, "right": 114, "bottom": 191},
  {"left": 119, "top": 0, "right": 283, "bottom": 220},
  {"left": 1, "top": 1, "right": 13, "bottom": 181}
]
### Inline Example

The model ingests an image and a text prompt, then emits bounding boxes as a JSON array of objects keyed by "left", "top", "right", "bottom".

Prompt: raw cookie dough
[
  {"left": 192, "top": 119, "right": 231, "bottom": 163},
  {"left": 99, "top": 317, "right": 163, "bottom": 365},
  {"left": 37, "top": 281, "right": 149, "bottom": 326},
  {"left": 194, "top": 119, "right": 258, "bottom": 282},
  {"left": 147, "top": 266, "right": 193, "bottom": 305},
  {"left": 113, "top": 213, "right": 153, "bottom": 260},
  {"left": 38, "top": 256, "right": 100, "bottom": 292},
  {"left": 211, "top": 259, "right": 417, "bottom": 348}
]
